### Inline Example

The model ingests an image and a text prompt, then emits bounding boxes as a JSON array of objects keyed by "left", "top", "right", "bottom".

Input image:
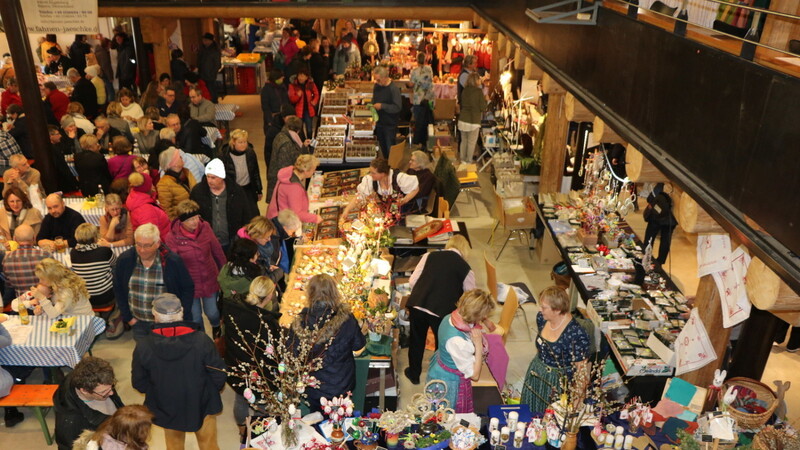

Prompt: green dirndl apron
[{"left": 520, "top": 355, "right": 564, "bottom": 414}]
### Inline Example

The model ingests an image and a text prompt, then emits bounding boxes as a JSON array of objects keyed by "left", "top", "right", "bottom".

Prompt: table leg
[
  {"left": 379, "top": 367, "right": 386, "bottom": 411},
  {"left": 33, "top": 406, "right": 53, "bottom": 445}
]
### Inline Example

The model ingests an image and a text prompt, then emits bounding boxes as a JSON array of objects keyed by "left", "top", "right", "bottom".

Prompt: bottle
[
  {"left": 97, "top": 185, "right": 105, "bottom": 207},
  {"left": 18, "top": 301, "right": 29, "bottom": 325}
]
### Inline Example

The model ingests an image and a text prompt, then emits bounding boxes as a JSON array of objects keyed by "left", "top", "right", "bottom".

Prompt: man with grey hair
[
  {"left": 114, "top": 224, "right": 194, "bottom": 340},
  {"left": 371, "top": 65, "right": 402, "bottom": 159},
  {"left": 68, "top": 67, "right": 97, "bottom": 119},
  {"left": 1, "top": 154, "right": 38, "bottom": 197},
  {"left": 132, "top": 293, "right": 225, "bottom": 449}
]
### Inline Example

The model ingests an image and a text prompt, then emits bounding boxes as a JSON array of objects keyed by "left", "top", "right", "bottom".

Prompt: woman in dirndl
[
  {"left": 426, "top": 289, "right": 497, "bottom": 413},
  {"left": 521, "top": 286, "right": 591, "bottom": 413}
]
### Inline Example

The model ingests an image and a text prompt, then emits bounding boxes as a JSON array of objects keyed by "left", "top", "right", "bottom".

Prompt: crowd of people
[{"left": 0, "top": 19, "right": 522, "bottom": 450}]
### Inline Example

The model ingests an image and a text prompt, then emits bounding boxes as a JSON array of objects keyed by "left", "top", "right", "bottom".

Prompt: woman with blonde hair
[
  {"left": 457, "top": 71, "right": 487, "bottom": 162},
  {"left": 70, "top": 223, "right": 122, "bottom": 338},
  {"left": 267, "top": 153, "right": 320, "bottom": 223},
  {"left": 134, "top": 115, "right": 158, "bottom": 156},
  {"left": 98, "top": 193, "right": 134, "bottom": 248},
  {"left": 73, "top": 405, "right": 154, "bottom": 450},
  {"left": 297, "top": 274, "right": 366, "bottom": 413},
  {"left": 11, "top": 258, "right": 93, "bottom": 317},
  {"left": 220, "top": 129, "right": 262, "bottom": 209},
  {"left": 426, "top": 289, "right": 496, "bottom": 413},
  {"left": 157, "top": 147, "right": 197, "bottom": 220},
  {"left": 221, "top": 274, "right": 280, "bottom": 436},
  {"left": 521, "top": 286, "right": 590, "bottom": 413},
  {"left": 236, "top": 216, "right": 285, "bottom": 282},
  {"left": 404, "top": 234, "right": 476, "bottom": 385},
  {"left": 105, "top": 101, "right": 133, "bottom": 140}
]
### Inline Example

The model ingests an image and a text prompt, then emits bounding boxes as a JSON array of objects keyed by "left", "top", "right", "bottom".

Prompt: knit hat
[
  {"left": 205, "top": 158, "right": 226, "bottom": 179},
  {"left": 128, "top": 172, "right": 153, "bottom": 194},
  {"left": 85, "top": 65, "right": 100, "bottom": 78},
  {"left": 152, "top": 293, "right": 183, "bottom": 317}
]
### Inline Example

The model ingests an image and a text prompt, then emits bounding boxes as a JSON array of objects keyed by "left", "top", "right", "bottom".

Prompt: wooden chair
[
  {"left": 484, "top": 251, "right": 532, "bottom": 341},
  {"left": 0, "top": 384, "right": 59, "bottom": 445},
  {"left": 436, "top": 197, "right": 450, "bottom": 219}
]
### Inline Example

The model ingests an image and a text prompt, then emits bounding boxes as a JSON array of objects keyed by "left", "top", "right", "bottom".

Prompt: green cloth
[{"left": 458, "top": 86, "right": 487, "bottom": 124}]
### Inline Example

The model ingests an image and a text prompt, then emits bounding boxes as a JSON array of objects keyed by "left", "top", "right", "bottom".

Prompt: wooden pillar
[
  {"left": 728, "top": 307, "right": 784, "bottom": 380},
  {"left": 626, "top": 144, "right": 668, "bottom": 183},
  {"left": 181, "top": 19, "right": 202, "bottom": 68},
  {"left": 539, "top": 74, "right": 569, "bottom": 193},
  {"left": 0, "top": 0, "right": 58, "bottom": 193},
  {"left": 679, "top": 276, "right": 731, "bottom": 394},
  {"left": 141, "top": 17, "right": 179, "bottom": 83},
  {"left": 756, "top": 0, "right": 800, "bottom": 50},
  {"left": 488, "top": 30, "right": 500, "bottom": 94}
]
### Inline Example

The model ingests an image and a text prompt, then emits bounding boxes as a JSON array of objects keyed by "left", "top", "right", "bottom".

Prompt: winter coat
[
  {"left": 332, "top": 44, "right": 361, "bottom": 75},
  {"left": 115, "top": 42, "right": 136, "bottom": 83},
  {"left": 114, "top": 244, "right": 194, "bottom": 323},
  {"left": 218, "top": 143, "right": 262, "bottom": 197},
  {"left": 156, "top": 169, "right": 197, "bottom": 220},
  {"left": 217, "top": 263, "right": 262, "bottom": 302},
  {"left": 0, "top": 206, "right": 42, "bottom": 240},
  {"left": 189, "top": 98, "right": 215, "bottom": 124},
  {"left": 164, "top": 219, "right": 226, "bottom": 297},
  {"left": 53, "top": 372, "right": 125, "bottom": 450},
  {"left": 266, "top": 128, "right": 311, "bottom": 200},
  {"left": 190, "top": 180, "right": 258, "bottom": 245},
  {"left": 132, "top": 321, "right": 226, "bottom": 432},
  {"left": 221, "top": 296, "right": 280, "bottom": 395},
  {"left": 267, "top": 166, "right": 318, "bottom": 223},
  {"left": 69, "top": 78, "right": 97, "bottom": 119},
  {"left": 278, "top": 37, "right": 300, "bottom": 66},
  {"left": 288, "top": 79, "right": 319, "bottom": 119},
  {"left": 433, "top": 153, "right": 460, "bottom": 211},
  {"left": 125, "top": 189, "right": 170, "bottom": 238},
  {"left": 260, "top": 82, "right": 290, "bottom": 130},
  {"left": 107, "top": 154, "right": 137, "bottom": 180},
  {"left": 74, "top": 150, "right": 112, "bottom": 197},
  {"left": 197, "top": 43, "right": 222, "bottom": 83},
  {"left": 236, "top": 227, "right": 286, "bottom": 277},
  {"left": 47, "top": 90, "right": 70, "bottom": 122}
]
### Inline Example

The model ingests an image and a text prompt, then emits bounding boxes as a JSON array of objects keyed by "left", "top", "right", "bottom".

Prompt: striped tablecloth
[
  {"left": 0, "top": 315, "right": 106, "bottom": 368},
  {"left": 50, "top": 245, "right": 132, "bottom": 268},
  {"left": 64, "top": 197, "right": 105, "bottom": 226},
  {"left": 215, "top": 103, "right": 239, "bottom": 121}
]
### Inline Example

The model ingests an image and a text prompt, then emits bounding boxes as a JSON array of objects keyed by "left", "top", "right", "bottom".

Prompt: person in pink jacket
[
  {"left": 126, "top": 172, "right": 170, "bottom": 238},
  {"left": 164, "top": 199, "right": 226, "bottom": 337},
  {"left": 267, "top": 154, "right": 321, "bottom": 224}
]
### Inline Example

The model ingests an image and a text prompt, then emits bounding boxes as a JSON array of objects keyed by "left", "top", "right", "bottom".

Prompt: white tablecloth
[
  {"left": 0, "top": 315, "right": 105, "bottom": 368},
  {"left": 215, "top": 103, "right": 239, "bottom": 121}
]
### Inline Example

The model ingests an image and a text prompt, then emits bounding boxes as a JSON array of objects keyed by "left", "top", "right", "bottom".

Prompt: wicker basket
[{"left": 723, "top": 377, "right": 779, "bottom": 430}]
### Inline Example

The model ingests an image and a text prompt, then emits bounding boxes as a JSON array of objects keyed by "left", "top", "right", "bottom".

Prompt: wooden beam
[
  {"left": 140, "top": 17, "right": 178, "bottom": 86},
  {"left": 592, "top": 116, "right": 624, "bottom": 143},
  {"left": 513, "top": 46, "right": 524, "bottom": 71},
  {"left": 99, "top": 5, "right": 474, "bottom": 20},
  {"left": 747, "top": 256, "right": 800, "bottom": 312},
  {"left": 564, "top": 92, "right": 594, "bottom": 122},
  {"left": 489, "top": 35, "right": 500, "bottom": 95},
  {"left": 541, "top": 72, "right": 565, "bottom": 95},
  {"left": 678, "top": 192, "right": 725, "bottom": 234},
  {"left": 524, "top": 58, "right": 543, "bottom": 80},
  {"left": 496, "top": 33, "right": 507, "bottom": 57},
  {"left": 539, "top": 92, "right": 569, "bottom": 193}
]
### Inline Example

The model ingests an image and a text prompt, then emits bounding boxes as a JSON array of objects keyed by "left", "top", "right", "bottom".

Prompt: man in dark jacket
[
  {"left": 260, "top": 69, "right": 290, "bottom": 143},
  {"left": 132, "top": 294, "right": 226, "bottom": 449},
  {"left": 114, "top": 223, "right": 194, "bottom": 340},
  {"left": 218, "top": 137, "right": 263, "bottom": 208},
  {"left": 37, "top": 193, "right": 86, "bottom": 249},
  {"left": 44, "top": 46, "right": 73, "bottom": 75},
  {"left": 68, "top": 34, "right": 91, "bottom": 76},
  {"left": 371, "top": 66, "right": 402, "bottom": 159},
  {"left": 307, "top": 38, "right": 328, "bottom": 94},
  {"left": 197, "top": 33, "right": 222, "bottom": 103},
  {"left": 643, "top": 183, "right": 678, "bottom": 265},
  {"left": 67, "top": 68, "right": 97, "bottom": 120},
  {"left": 190, "top": 158, "right": 258, "bottom": 252},
  {"left": 53, "top": 356, "right": 124, "bottom": 450},
  {"left": 112, "top": 32, "right": 136, "bottom": 91},
  {"left": 5, "top": 105, "right": 31, "bottom": 158}
]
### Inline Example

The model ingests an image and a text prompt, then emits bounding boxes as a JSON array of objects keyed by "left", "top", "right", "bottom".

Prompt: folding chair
[
  {"left": 484, "top": 251, "right": 532, "bottom": 341},
  {"left": 487, "top": 188, "right": 532, "bottom": 259}
]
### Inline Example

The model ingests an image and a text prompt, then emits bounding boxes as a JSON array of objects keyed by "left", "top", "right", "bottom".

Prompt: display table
[
  {"left": 0, "top": 315, "right": 105, "bottom": 368},
  {"left": 390, "top": 221, "right": 471, "bottom": 252}
]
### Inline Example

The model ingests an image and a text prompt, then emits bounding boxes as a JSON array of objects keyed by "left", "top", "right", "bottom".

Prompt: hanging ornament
[
  {"left": 278, "top": 362, "right": 286, "bottom": 374},
  {"left": 266, "top": 344, "right": 274, "bottom": 355},
  {"left": 244, "top": 388, "right": 256, "bottom": 404}
]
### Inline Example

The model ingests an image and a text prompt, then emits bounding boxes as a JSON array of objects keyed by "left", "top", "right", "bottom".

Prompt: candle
[
  {"left": 489, "top": 417, "right": 499, "bottom": 433},
  {"left": 507, "top": 411, "right": 518, "bottom": 430},
  {"left": 500, "top": 426, "right": 510, "bottom": 442},
  {"left": 490, "top": 430, "right": 500, "bottom": 446},
  {"left": 623, "top": 435, "right": 634, "bottom": 450},
  {"left": 513, "top": 429, "right": 524, "bottom": 448},
  {"left": 614, "top": 434, "right": 624, "bottom": 449},
  {"left": 516, "top": 422, "right": 526, "bottom": 432},
  {"left": 605, "top": 434, "right": 615, "bottom": 446}
]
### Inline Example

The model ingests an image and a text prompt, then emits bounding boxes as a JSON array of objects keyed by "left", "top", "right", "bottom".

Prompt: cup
[
  {"left": 54, "top": 236, "right": 65, "bottom": 253},
  {"left": 489, "top": 417, "right": 499, "bottom": 433}
]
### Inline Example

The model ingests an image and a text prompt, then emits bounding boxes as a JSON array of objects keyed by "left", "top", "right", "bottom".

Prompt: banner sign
[{"left": 21, "top": 0, "right": 98, "bottom": 34}]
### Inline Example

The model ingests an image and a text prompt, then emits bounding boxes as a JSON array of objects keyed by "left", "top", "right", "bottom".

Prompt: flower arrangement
[
  {"left": 225, "top": 315, "right": 333, "bottom": 447},
  {"left": 320, "top": 394, "right": 355, "bottom": 425}
]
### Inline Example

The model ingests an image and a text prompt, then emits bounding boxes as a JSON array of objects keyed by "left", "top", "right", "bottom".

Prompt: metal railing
[{"left": 610, "top": 0, "right": 800, "bottom": 59}]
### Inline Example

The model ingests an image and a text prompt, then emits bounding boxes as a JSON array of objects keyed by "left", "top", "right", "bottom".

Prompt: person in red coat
[
  {"left": 126, "top": 172, "right": 170, "bottom": 238},
  {"left": 44, "top": 81, "right": 70, "bottom": 122},
  {"left": 164, "top": 199, "right": 226, "bottom": 337},
  {"left": 1, "top": 77, "right": 22, "bottom": 117},
  {"left": 288, "top": 69, "right": 319, "bottom": 139},
  {"left": 267, "top": 154, "right": 320, "bottom": 224}
]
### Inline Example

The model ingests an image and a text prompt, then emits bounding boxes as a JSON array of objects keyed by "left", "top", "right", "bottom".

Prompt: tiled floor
[{"left": 3, "top": 95, "right": 797, "bottom": 448}]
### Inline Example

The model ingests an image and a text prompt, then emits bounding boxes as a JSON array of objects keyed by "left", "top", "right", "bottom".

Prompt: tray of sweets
[
  {"left": 320, "top": 116, "right": 349, "bottom": 126},
  {"left": 351, "top": 104, "right": 374, "bottom": 117},
  {"left": 324, "top": 91, "right": 349, "bottom": 100},
  {"left": 316, "top": 126, "right": 347, "bottom": 136},
  {"left": 351, "top": 120, "right": 375, "bottom": 135},
  {"left": 323, "top": 97, "right": 347, "bottom": 107},
  {"left": 315, "top": 147, "right": 344, "bottom": 163},
  {"left": 316, "top": 136, "right": 346, "bottom": 147},
  {"left": 346, "top": 144, "right": 377, "bottom": 162},
  {"left": 321, "top": 106, "right": 347, "bottom": 116}
]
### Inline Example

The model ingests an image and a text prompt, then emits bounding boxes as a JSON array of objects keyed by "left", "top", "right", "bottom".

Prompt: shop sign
[{"left": 21, "top": 0, "right": 98, "bottom": 34}]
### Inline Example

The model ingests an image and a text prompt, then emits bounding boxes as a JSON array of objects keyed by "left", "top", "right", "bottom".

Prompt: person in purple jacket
[{"left": 164, "top": 199, "right": 226, "bottom": 337}]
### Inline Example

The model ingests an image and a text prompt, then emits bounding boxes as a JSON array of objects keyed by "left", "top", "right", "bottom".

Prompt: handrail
[
  {"left": 611, "top": 0, "right": 800, "bottom": 58},
  {"left": 702, "top": 0, "right": 800, "bottom": 22}
]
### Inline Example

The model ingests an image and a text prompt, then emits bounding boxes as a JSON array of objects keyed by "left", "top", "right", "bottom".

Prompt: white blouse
[
  {"left": 445, "top": 319, "right": 477, "bottom": 379},
  {"left": 356, "top": 169, "right": 419, "bottom": 197}
]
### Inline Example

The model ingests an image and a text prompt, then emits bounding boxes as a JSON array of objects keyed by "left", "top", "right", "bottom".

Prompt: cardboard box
[
  {"left": 502, "top": 197, "right": 536, "bottom": 229},
  {"left": 647, "top": 332, "right": 676, "bottom": 366},
  {"left": 434, "top": 98, "right": 457, "bottom": 121}
]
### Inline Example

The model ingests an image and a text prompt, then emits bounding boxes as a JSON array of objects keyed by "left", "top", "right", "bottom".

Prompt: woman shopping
[
  {"left": 425, "top": 289, "right": 497, "bottom": 413},
  {"left": 267, "top": 154, "right": 320, "bottom": 224},
  {"left": 457, "top": 72, "right": 487, "bottom": 162},
  {"left": 521, "top": 286, "right": 591, "bottom": 413}
]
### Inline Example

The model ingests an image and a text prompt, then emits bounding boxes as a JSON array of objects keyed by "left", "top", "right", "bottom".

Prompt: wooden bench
[{"left": 0, "top": 384, "right": 58, "bottom": 445}]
